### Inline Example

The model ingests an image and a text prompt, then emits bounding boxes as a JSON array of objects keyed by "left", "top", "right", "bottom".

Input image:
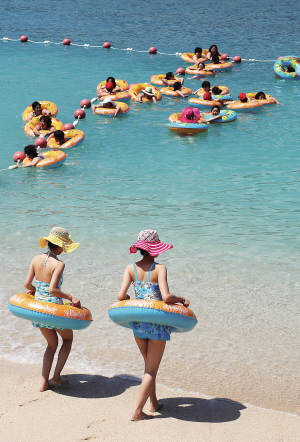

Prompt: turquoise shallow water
[{"left": 0, "top": 0, "right": 299, "bottom": 413}]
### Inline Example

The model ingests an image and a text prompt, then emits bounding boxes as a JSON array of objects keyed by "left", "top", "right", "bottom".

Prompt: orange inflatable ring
[
  {"left": 185, "top": 65, "right": 215, "bottom": 76},
  {"left": 129, "top": 83, "right": 162, "bottom": 102},
  {"left": 8, "top": 293, "right": 92, "bottom": 330},
  {"left": 168, "top": 112, "right": 206, "bottom": 124},
  {"left": 47, "top": 129, "right": 85, "bottom": 149},
  {"left": 108, "top": 299, "right": 197, "bottom": 333},
  {"left": 97, "top": 79, "right": 129, "bottom": 92},
  {"left": 246, "top": 92, "right": 276, "bottom": 105},
  {"left": 99, "top": 91, "right": 131, "bottom": 102},
  {"left": 196, "top": 85, "right": 230, "bottom": 96},
  {"left": 206, "top": 62, "right": 233, "bottom": 71},
  {"left": 24, "top": 117, "right": 63, "bottom": 137},
  {"left": 22, "top": 101, "right": 58, "bottom": 121},
  {"left": 226, "top": 101, "right": 263, "bottom": 112},
  {"left": 161, "top": 86, "right": 192, "bottom": 96},
  {"left": 181, "top": 51, "right": 208, "bottom": 63},
  {"left": 94, "top": 101, "right": 129, "bottom": 115},
  {"left": 150, "top": 74, "right": 180, "bottom": 86},
  {"left": 23, "top": 150, "right": 67, "bottom": 169},
  {"left": 188, "top": 97, "right": 225, "bottom": 109}
]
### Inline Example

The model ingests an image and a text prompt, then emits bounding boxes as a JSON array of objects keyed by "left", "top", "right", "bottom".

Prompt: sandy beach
[{"left": 1, "top": 358, "right": 299, "bottom": 442}]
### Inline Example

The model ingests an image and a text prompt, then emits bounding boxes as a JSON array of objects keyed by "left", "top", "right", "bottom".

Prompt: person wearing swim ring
[
  {"left": 47, "top": 130, "right": 68, "bottom": 146},
  {"left": 192, "top": 47, "right": 207, "bottom": 66},
  {"left": 251, "top": 91, "right": 283, "bottom": 105},
  {"left": 24, "top": 227, "right": 81, "bottom": 391},
  {"left": 202, "top": 105, "right": 224, "bottom": 123},
  {"left": 117, "top": 230, "right": 190, "bottom": 421},
  {"left": 97, "top": 77, "right": 121, "bottom": 98},
  {"left": 18, "top": 145, "right": 46, "bottom": 168},
  {"left": 27, "top": 101, "right": 51, "bottom": 122},
  {"left": 92, "top": 96, "right": 121, "bottom": 117},
  {"left": 238, "top": 92, "right": 249, "bottom": 103},
  {"left": 172, "top": 81, "right": 190, "bottom": 98},
  {"left": 33, "top": 115, "right": 56, "bottom": 137},
  {"left": 207, "top": 44, "right": 222, "bottom": 61},
  {"left": 162, "top": 72, "right": 184, "bottom": 86},
  {"left": 138, "top": 87, "right": 157, "bottom": 103}
]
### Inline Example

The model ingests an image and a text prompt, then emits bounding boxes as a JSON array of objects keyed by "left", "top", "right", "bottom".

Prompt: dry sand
[{"left": 0, "top": 358, "right": 299, "bottom": 442}]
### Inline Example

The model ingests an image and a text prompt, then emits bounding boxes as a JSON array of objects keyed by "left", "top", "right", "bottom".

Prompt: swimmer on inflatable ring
[
  {"left": 138, "top": 86, "right": 158, "bottom": 103},
  {"left": 187, "top": 62, "right": 215, "bottom": 78},
  {"left": 162, "top": 72, "right": 184, "bottom": 86},
  {"left": 25, "top": 101, "right": 52, "bottom": 121},
  {"left": 247, "top": 91, "right": 283, "bottom": 105},
  {"left": 116, "top": 229, "right": 192, "bottom": 421},
  {"left": 18, "top": 145, "right": 47, "bottom": 168},
  {"left": 33, "top": 115, "right": 58, "bottom": 137},
  {"left": 180, "top": 107, "right": 201, "bottom": 123},
  {"left": 92, "top": 96, "right": 121, "bottom": 117},
  {"left": 22, "top": 227, "right": 81, "bottom": 391}
]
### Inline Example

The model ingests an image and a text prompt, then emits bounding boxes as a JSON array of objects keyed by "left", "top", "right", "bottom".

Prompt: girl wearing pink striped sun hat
[
  {"left": 117, "top": 229, "right": 190, "bottom": 421},
  {"left": 129, "top": 229, "right": 173, "bottom": 256}
]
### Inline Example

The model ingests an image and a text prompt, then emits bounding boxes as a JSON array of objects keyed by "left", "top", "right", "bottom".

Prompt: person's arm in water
[
  {"left": 113, "top": 105, "right": 121, "bottom": 118},
  {"left": 152, "top": 96, "right": 157, "bottom": 103},
  {"left": 270, "top": 96, "right": 283, "bottom": 105},
  {"left": 157, "top": 265, "right": 190, "bottom": 307},
  {"left": 176, "top": 90, "right": 188, "bottom": 98}
]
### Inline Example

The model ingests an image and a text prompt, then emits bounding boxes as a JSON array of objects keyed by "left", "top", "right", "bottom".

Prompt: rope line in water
[{"left": 1, "top": 37, "right": 277, "bottom": 61}]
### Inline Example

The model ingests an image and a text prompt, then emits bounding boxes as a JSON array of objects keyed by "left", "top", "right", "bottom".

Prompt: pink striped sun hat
[{"left": 129, "top": 229, "right": 173, "bottom": 256}]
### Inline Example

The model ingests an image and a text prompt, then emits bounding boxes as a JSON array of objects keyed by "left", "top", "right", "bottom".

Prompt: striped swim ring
[
  {"left": 8, "top": 293, "right": 93, "bottom": 330},
  {"left": 108, "top": 299, "right": 197, "bottom": 333}
]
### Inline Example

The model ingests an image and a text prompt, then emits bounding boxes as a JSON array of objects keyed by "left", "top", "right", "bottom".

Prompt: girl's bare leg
[
  {"left": 40, "top": 328, "right": 58, "bottom": 391},
  {"left": 51, "top": 329, "right": 73, "bottom": 385},
  {"left": 132, "top": 338, "right": 166, "bottom": 421},
  {"left": 134, "top": 336, "right": 163, "bottom": 412}
]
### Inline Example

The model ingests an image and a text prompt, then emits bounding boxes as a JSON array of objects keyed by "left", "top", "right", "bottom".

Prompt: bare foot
[
  {"left": 39, "top": 380, "right": 53, "bottom": 392},
  {"left": 131, "top": 412, "right": 154, "bottom": 421},
  {"left": 50, "top": 377, "right": 69, "bottom": 386},
  {"left": 150, "top": 403, "right": 164, "bottom": 413}
]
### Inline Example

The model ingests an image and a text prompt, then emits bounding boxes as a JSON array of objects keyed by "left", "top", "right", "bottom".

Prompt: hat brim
[
  {"left": 39, "top": 235, "right": 79, "bottom": 253},
  {"left": 129, "top": 240, "right": 173, "bottom": 256},
  {"left": 142, "top": 89, "right": 155, "bottom": 96}
]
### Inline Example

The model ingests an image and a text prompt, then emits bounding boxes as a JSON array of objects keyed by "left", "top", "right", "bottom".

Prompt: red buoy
[
  {"left": 63, "top": 123, "right": 74, "bottom": 131},
  {"left": 20, "top": 35, "right": 28, "bottom": 43},
  {"left": 221, "top": 53, "right": 229, "bottom": 60},
  {"left": 233, "top": 55, "right": 241, "bottom": 63},
  {"left": 13, "top": 151, "right": 26, "bottom": 162},
  {"left": 34, "top": 137, "right": 47, "bottom": 149},
  {"left": 149, "top": 47, "right": 157, "bottom": 54},
  {"left": 74, "top": 109, "right": 86, "bottom": 119},
  {"left": 103, "top": 42, "right": 111, "bottom": 48},
  {"left": 80, "top": 99, "right": 91, "bottom": 109},
  {"left": 176, "top": 67, "right": 185, "bottom": 75},
  {"left": 63, "top": 38, "right": 71, "bottom": 45}
]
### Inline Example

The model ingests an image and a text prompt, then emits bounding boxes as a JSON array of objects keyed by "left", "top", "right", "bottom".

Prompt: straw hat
[
  {"left": 39, "top": 227, "right": 79, "bottom": 253},
  {"left": 129, "top": 229, "right": 173, "bottom": 256},
  {"left": 142, "top": 86, "right": 155, "bottom": 96}
]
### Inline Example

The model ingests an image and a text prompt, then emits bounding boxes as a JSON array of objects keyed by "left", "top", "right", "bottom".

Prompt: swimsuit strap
[
  {"left": 147, "top": 262, "right": 156, "bottom": 283},
  {"left": 133, "top": 263, "right": 139, "bottom": 282},
  {"left": 44, "top": 250, "right": 58, "bottom": 267}
]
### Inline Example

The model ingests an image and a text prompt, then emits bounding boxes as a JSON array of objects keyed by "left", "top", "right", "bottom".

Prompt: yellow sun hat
[{"left": 39, "top": 227, "right": 79, "bottom": 253}]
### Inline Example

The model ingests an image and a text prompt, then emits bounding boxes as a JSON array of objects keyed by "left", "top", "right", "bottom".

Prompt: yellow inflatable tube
[{"left": 129, "top": 83, "right": 162, "bottom": 102}]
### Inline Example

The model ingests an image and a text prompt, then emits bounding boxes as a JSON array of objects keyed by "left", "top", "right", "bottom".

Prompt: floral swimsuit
[
  {"left": 32, "top": 251, "right": 65, "bottom": 330},
  {"left": 131, "top": 262, "right": 171, "bottom": 341}
]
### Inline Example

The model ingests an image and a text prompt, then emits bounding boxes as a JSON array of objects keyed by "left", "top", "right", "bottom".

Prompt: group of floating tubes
[
  {"left": 22, "top": 101, "right": 58, "bottom": 121},
  {"left": 129, "top": 83, "right": 162, "bottom": 101},
  {"left": 22, "top": 150, "right": 67, "bottom": 169},
  {"left": 108, "top": 299, "right": 197, "bottom": 333},
  {"left": 150, "top": 74, "right": 181, "bottom": 85},
  {"left": 8, "top": 293, "right": 198, "bottom": 333},
  {"left": 47, "top": 129, "right": 85, "bottom": 149},
  {"left": 8, "top": 293, "right": 92, "bottom": 330},
  {"left": 94, "top": 101, "right": 130, "bottom": 115},
  {"left": 24, "top": 116, "right": 63, "bottom": 136},
  {"left": 161, "top": 86, "right": 192, "bottom": 96},
  {"left": 273, "top": 56, "right": 300, "bottom": 80},
  {"left": 168, "top": 112, "right": 208, "bottom": 134}
]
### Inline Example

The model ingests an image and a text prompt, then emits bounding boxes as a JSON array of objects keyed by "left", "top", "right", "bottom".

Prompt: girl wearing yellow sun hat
[{"left": 24, "top": 227, "right": 80, "bottom": 392}]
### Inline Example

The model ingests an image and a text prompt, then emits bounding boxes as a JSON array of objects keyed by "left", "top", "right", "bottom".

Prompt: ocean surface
[{"left": 0, "top": 0, "right": 299, "bottom": 414}]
